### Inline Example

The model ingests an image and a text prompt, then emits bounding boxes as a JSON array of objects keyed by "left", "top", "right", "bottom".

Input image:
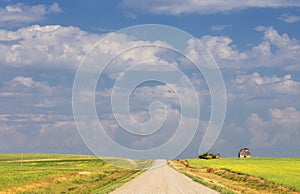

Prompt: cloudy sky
[{"left": 0, "top": 0, "right": 300, "bottom": 158}]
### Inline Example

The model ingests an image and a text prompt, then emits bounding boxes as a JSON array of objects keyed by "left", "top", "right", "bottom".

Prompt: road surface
[{"left": 111, "top": 160, "right": 219, "bottom": 194}]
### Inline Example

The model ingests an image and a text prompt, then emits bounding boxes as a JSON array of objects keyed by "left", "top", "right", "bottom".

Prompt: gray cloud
[
  {"left": 247, "top": 107, "right": 300, "bottom": 148},
  {"left": 0, "top": 76, "right": 71, "bottom": 114},
  {"left": 121, "top": 0, "right": 300, "bottom": 15},
  {"left": 1, "top": 24, "right": 300, "bottom": 158},
  {"left": 0, "top": 113, "right": 87, "bottom": 153}
]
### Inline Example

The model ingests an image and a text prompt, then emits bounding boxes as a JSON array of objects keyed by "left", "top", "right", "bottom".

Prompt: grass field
[
  {"left": 187, "top": 158, "right": 300, "bottom": 192},
  {"left": 0, "top": 154, "right": 152, "bottom": 193}
]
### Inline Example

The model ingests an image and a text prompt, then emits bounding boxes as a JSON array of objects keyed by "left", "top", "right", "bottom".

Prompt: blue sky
[{"left": 0, "top": 0, "right": 300, "bottom": 158}]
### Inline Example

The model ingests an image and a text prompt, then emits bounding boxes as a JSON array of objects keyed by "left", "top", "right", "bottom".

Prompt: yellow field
[
  {"left": 0, "top": 154, "right": 151, "bottom": 193},
  {"left": 188, "top": 158, "right": 300, "bottom": 192}
]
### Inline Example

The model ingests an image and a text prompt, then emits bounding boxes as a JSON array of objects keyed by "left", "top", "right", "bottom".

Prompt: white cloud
[
  {"left": 0, "top": 22, "right": 299, "bottom": 157},
  {"left": 211, "top": 24, "right": 231, "bottom": 32},
  {"left": 234, "top": 73, "right": 300, "bottom": 94},
  {"left": 0, "top": 114, "right": 72, "bottom": 123},
  {"left": 0, "top": 123, "right": 25, "bottom": 150},
  {"left": 95, "top": 80, "right": 203, "bottom": 117},
  {"left": 9, "top": 76, "right": 51, "bottom": 90},
  {"left": 3, "top": 25, "right": 297, "bottom": 72},
  {"left": 0, "top": 25, "right": 100, "bottom": 68},
  {"left": 0, "top": 76, "right": 69, "bottom": 112},
  {"left": 121, "top": 0, "right": 300, "bottom": 15},
  {"left": 279, "top": 13, "right": 300, "bottom": 23},
  {"left": 0, "top": 115, "right": 84, "bottom": 152},
  {"left": 90, "top": 32, "right": 173, "bottom": 79},
  {"left": 200, "top": 26, "right": 300, "bottom": 69},
  {"left": 38, "top": 121, "right": 83, "bottom": 150},
  {"left": 0, "top": 3, "right": 62, "bottom": 27},
  {"left": 49, "top": 2, "right": 62, "bottom": 13},
  {"left": 98, "top": 106, "right": 202, "bottom": 153},
  {"left": 229, "top": 72, "right": 300, "bottom": 109},
  {"left": 95, "top": 32, "right": 169, "bottom": 58},
  {"left": 261, "top": 26, "right": 298, "bottom": 49},
  {"left": 3, "top": 76, "right": 53, "bottom": 96},
  {"left": 254, "top": 25, "right": 266, "bottom": 32},
  {"left": 129, "top": 84, "right": 195, "bottom": 108},
  {"left": 250, "top": 26, "right": 300, "bottom": 68},
  {"left": 247, "top": 107, "right": 300, "bottom": 147},
  {"left": 0, "top": 25, "right": 174, "bottom": 72},
  {"left": 200, "top": 35, "right": 247, "bottom": 61}
]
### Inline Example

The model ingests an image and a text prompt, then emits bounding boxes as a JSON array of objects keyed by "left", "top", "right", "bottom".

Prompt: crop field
[
  {"left": 0, "top": 154, "right": 151, "bottom": 193},
  {"left": 188, "top": 158, "right": 300, "bottom": 192}
]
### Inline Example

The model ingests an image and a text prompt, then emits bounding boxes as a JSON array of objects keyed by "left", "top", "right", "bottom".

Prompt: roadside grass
[
  {"left": 92, "top": 170, "right": 144, "bottom": 194},
  {"left": 169, "top": 160, "right": 236, "bottom": 194},
  {"left": 181, "top": 172, "right": 236, "bottom": 194},
  {"left": 0, "top": 154, "right": 151, "bottom": 193},
  {"left": 188, "top": 158, "right": 300, "bottom": 192},
  {"left": 168, "top": 161, "right": 235, "bottom": 194},
  {"left": 170, "top": 158, "right": 299, "bottom": 194}
]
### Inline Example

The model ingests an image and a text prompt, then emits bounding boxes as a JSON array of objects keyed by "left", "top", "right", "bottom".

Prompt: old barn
[{"left": 238, "top": 148, "right": 251, "bottom": 158}]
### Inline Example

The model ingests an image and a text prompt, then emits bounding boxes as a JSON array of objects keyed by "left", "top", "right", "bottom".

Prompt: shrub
[{"left": 199, "top": 153, "right": 220, "bottom": 160}]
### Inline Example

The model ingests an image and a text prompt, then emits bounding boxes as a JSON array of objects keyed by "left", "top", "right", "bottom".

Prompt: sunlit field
[
  {"left": 0, "top": 154, "right": 151, "bottom": 193},
  {"left": 188, "top": 158, "right": 300, "bottom": 191}
]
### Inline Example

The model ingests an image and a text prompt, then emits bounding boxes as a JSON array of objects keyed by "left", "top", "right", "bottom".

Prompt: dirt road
[{"left": 111, "top": 160, "right": 219, "bottom": 194}]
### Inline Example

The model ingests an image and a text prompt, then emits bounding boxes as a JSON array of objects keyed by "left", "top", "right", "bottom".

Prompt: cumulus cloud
[
  {"left": 279, "top": 13, "right": 300, "bottom": 23},
  {"left": 200, "top": 35, "right": 247, "bottom": 61},
  {"left": 98, "top": 106, "right": 203, "bottom": 153},
  {"left": 129, "top": 83, "right": 200, "bottom": 110},
  {"left": 1, "top": 76, "right": 53, "bottom": 100},
  {"left": 0, "top": 114, "right": 85, "bottom": 153},
  {"left": 0, "top": 76, "right": 69, "bottom": 113},
  {"left": 259, "top": 26, "right": 299, "bottom": 51},
  {"left": 0, "top": 3, "right": 62, "bottom": 27},
  {"left": 247, "top": 107, "right": 300, "bottom": 147},
  {"left": 0, "top": 25, "right": 100, "bottom": 68},
  {"left": 89, "top": 32, "right": 171, "bottom": 65},
  {"left": 88, "top": 32, "right": 174, "bottom": 80},
  {"left": 234, "top": 73, "right": 300, "bottom": 94},
  {"left": 121, "top": 0, "right": 300, "bottom": 15},
  {"left": 2, "top": 25, "right": 298, "bottom": 71},
  {"left": 228, "top": 72, "right": 300, "bottom": 110},
  {"left": 0, "top": 25, "right": 208, "bottom": 155},
  {"left": 1, "top": 22, "right": 299, "bottom": 157},
  {"left": 249, "top": 26, "right": 300, "bottom": 68},
  {"left": 200, "top": 26, "right": 300, "bottom": 69},
  {"left": 0, "top": 25, "right": 175, "bottom": 72}
]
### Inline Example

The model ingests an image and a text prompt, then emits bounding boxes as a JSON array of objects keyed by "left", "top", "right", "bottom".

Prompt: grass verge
[
  {"left": 169, "top": 161, "right": 235, "bottom": 193},
  {"left": 188, "top": 158, "right": 300, "bottom": 192},
  {"left": 169, "top": 159, "right": 299, "bottom": 194}
]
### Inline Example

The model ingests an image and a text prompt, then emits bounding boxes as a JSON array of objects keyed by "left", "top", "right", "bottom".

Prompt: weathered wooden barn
[{"left": 238, "top": 148, "right": 251, "bottom": 158}]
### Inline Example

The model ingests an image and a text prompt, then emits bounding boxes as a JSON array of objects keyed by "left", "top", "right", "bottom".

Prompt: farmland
[
  {"left": 170, "top": 158, "right": 300, "bottom": 193},
  {"left": 1, "top": 154, "right": 299, "bottom": 193},
  {"left": 0, "top": 154, "right": 151, "bottom": 193}
]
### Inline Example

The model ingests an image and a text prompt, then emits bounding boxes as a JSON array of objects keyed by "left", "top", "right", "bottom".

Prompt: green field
[
  {"left": 0, "top": 154, "right": 151, "bottom": 193},
  {"left": 188, "top": 157, "right": 300, "bottom": 191}
]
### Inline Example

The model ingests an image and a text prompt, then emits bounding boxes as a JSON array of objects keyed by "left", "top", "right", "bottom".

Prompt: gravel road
[{"left": 111, "top": 159, "right": 219, "bottom": 194}]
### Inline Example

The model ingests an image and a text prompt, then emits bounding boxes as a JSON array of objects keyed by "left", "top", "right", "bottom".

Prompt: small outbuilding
[{"left": 238, "top": 148, "right": 251, "bottom": 158}]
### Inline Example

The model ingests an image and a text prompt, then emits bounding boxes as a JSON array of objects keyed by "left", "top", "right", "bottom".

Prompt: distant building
[{"left": 238, "top": 148, "right": 251, "bottom": 158}]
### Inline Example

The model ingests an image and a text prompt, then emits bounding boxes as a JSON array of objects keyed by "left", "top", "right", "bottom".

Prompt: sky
[{"left": 0, "top": 0, "right": 300, "bottom": 158}]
